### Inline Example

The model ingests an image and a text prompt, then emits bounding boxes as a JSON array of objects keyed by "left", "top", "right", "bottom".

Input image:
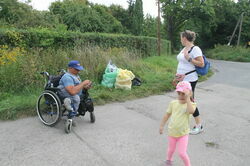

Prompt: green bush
[{"left": 0, "top": 28, "right": 171, "bottom": 56}]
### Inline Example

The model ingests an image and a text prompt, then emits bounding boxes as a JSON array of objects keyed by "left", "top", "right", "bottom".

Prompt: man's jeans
[{"left": 64, "top": 95, "right": 80, "bottom": 112}]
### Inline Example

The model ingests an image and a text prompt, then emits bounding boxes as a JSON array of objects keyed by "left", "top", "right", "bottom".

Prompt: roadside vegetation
[
  {"left": 0, "top": 44, "right": 214, "bottom": 120},
  {"left": 206, "top": 45, "right": 250, "bottom": 62},
  {"left": 0, "top": 45, "right": 177, "bottom": 120}
]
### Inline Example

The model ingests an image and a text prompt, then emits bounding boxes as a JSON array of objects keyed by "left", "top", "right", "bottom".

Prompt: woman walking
[{"left": 174, "top": 30, "right": 204, "bottom": 135}]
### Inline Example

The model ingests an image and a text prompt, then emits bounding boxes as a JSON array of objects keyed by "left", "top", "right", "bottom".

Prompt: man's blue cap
[{"left": 68, "top": 60, "right": 84, "bottom": 71}]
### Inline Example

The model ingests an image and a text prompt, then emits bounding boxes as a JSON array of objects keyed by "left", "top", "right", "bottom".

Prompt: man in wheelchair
[{"left": 58, "top": 60, "right": 93, "bottom": 124}]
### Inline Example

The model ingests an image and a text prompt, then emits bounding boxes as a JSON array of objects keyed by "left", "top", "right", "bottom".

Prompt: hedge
[{"left": 0, "top": 28, "right": 171, "bottom": 56}]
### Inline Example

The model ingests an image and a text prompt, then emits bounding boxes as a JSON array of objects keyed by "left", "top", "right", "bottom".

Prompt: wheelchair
[{"left": 36, "top": 70, "right": 95, "bottom": 133}]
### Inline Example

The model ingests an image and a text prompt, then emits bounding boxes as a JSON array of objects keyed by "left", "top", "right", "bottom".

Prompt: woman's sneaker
[{"left": 190, "top": 125, "right": 204, "bottom": 135}]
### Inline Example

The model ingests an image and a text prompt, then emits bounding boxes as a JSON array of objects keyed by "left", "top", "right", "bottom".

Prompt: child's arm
[
  {"left": 184, "top": 90, "right": 195, "bottom": 114},
  {"left": 159, "top": 113, "right": 171, "bottom": 134},
  {"left": 186, "top": 99, "right": 195, "bottom": 114}
]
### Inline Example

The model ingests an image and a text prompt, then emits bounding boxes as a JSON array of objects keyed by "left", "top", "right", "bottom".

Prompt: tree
[
  {"left": 0, "top": 0, "right": 54, "bottom": 28},
  {"left": 160, "top": 0, "right": 216, "bottom": 50},
  {"left": 131, "top": 0, "right": 144, "bottom": 35},
  {"left": 91, "top": 4, "right": 123, "bottom": 33},
  {"left": 127, "top": 0, "right": 135, "bottom": 34},
  {"left": 109, "top": 4, "right": 130, "bottom": 33},
  {"left": 235, "top": 0, "right": 250, "bottom": 45},
  {"left": 160, "top": 0, "right": 191, "bottom": 50},
  {"left": 49, "top": 0, "right": 123, "bottom": 33},
  {"left": 142, "top": 14, "right": 157, "bottom": 37}
]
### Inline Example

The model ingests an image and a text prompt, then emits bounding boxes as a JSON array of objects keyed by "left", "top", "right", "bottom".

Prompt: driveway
[{"left": 0, "top": 59, "right": 250, "bottom": 166}]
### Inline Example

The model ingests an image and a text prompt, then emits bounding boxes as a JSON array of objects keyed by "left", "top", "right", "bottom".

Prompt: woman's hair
[{"left": 181, "top": 30, "right": 196, "bottom": 42}]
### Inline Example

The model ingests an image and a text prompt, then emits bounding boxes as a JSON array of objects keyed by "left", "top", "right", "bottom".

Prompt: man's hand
[{"left": 82, "top": 80, "right": 92, "bottom": 89}]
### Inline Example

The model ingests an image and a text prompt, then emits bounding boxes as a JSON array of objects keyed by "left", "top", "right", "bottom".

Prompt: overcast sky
[{"left": 19, "top": 0, "right": 158, "bottom": 17}]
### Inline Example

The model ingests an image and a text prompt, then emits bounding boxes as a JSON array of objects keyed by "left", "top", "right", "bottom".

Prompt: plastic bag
[
  {"left": 106, "top": 60, "right": 117, "bottom": 73},
  {"left": 115, "top": 69, "right": 135, "bottom": 90},
  {"left": 101, "top": 60, "right": 118, "bottom": 88}
]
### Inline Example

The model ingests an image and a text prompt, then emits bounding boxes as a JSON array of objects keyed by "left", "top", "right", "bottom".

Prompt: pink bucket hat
[{"left": 176, "top": 81, "right": 192, "bottom": 92}]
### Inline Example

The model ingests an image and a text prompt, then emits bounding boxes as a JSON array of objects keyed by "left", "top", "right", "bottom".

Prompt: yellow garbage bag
[{"left": 115, "top": 69, "right": 135, "bottom": 90}]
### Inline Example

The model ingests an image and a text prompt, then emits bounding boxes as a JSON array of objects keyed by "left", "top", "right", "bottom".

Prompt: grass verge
[{"left": 206, "top": 45, "right": 250, "bottom": 62}]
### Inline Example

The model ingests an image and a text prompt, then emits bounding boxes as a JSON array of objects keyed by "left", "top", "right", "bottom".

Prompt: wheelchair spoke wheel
[{"left": 36, "top": 91, "right": 62, "bottom": 126}]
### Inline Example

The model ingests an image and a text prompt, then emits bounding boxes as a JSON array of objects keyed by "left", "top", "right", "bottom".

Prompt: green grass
[
  {"left": 206, "top": 45, "right": 250, "bottom": 62},
  {"left": 0, "top": 90, "right": 40, "bottom": 120}
]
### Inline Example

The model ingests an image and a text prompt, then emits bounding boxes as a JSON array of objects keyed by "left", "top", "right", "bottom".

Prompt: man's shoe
[{"left": 190, "top": 125, "right": 204, "bottom": 135}]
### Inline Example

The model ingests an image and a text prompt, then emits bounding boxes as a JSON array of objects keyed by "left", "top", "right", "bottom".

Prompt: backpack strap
[
  {"left": 185, "top": 70, "right": 196, "bottom": 75},
  {"left": 185, "top": 46, "right": 196, "bottom": 76},
  {"left": 188, "top": 46, "right": 195, "bottom": 54}
]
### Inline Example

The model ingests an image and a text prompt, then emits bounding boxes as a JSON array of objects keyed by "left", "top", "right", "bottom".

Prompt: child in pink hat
[{"left": 159, "top": 81, "right": 196, "bottom": 166}]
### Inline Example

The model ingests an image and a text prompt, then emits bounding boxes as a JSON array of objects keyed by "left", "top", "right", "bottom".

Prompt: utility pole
[
  {"left": 228, "top": 12, "right": 244, "bottom": 46},
  {"left": 227, "top": 17, "right": 241, "bottom": 46},
  {"left": 156, "top": 0, "right": 161, "bottom": 56},
  {"left": 237, "top": 12, "right": 244, "bottom": 46}
]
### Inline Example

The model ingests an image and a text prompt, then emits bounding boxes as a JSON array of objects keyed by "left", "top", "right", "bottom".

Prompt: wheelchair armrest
[{"left": 45, "top": 87, "right": 61, "bottom": 91}]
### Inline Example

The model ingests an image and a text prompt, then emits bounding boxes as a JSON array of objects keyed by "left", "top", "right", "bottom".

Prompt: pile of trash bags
[{"left": 101, "top": 60, "right": 141, "bottom": 90}]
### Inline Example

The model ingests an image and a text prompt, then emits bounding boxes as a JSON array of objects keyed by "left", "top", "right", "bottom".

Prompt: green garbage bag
[{"left": 101, "top": 61, "right": 118, "bottom": 88}]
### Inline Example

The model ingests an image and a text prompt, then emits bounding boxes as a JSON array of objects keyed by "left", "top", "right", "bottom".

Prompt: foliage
[
  {"left": 143, "top": 14, "right": 165, "bottom": 39},
  {"left": 131, "top": 0, "right": 144, "bottom": 35},
  {"left": 91, "top": 4, "right": 123, "bottom": 33},
  {"left": 206, "top": 44, "right": 250, "bottom": 62},
  {"left": 108, "top": 4, "right": 131, "bottom": 33},
  {"left": 235, "top": 0, "right": 250, "bottom": 45},
  {"left": 0, "top": 0, "right": 53, "bottom": 28},
  {"left": 161, "top": 0, "right": 215, "bottom": 50},
  {"left": 0, "top": 45, "right": 26, "bottom": 65},
  {"left": 49, "top": 0, "right": 123, "bottom": 33},
  {"left": 201, "top": 0, "right": 237, "bottom": 48},
  {"left": 160, "top": 0, "right": 250, "bottom": 50},
  {"left": 1, "top": 0, "right": 250, "bottom": 51}
]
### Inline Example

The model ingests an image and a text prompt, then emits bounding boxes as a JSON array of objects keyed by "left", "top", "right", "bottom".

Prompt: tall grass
[
  {"left": 0, "top": 45, "right": 178, "bottom": 120},
  {"left": 206, "top": 45, "right": 250, "bottom": 62},
  {"left": 0, "top": 46, "right": 143, "bottom": 93}
]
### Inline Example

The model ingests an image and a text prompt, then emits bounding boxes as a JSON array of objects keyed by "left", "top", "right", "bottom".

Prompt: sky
[{"left": 19, "top": 0, "right": 159, "bottom": 17}]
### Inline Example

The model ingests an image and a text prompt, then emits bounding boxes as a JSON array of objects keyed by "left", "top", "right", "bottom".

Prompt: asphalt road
[{"left": 0, "top": 59, "right": 250, "bottom": 166}]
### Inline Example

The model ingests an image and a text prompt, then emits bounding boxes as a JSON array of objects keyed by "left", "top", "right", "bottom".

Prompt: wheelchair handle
[
  {"left": 40, "top": 71, "right": 50, "bottom": 78},
  {"left": 57, "top": 69, "right": 66, "bottom": 74}
]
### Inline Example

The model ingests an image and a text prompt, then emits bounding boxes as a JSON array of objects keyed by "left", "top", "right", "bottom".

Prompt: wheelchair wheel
[
  {"left": 36, "top": 90, "right": 62, "bottom": 126},
  {"left": 65, "top": 119, "right": 72, "bottom": 134},
  {"left": 90, "top": 112, "right": 95, "bottom": 123}
]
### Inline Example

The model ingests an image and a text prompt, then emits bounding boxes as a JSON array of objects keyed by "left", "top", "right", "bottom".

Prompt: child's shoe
[{"left": 163, "top": 160, "right": 173, "bottom": 166}]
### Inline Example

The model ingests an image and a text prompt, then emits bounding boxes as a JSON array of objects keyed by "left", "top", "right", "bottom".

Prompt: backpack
[
  {"left": 49, "top": 73, "right": 65, "bottom": 87},
  {"left": 186, "top": 46, "right": 210, "bottom": 76}
]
